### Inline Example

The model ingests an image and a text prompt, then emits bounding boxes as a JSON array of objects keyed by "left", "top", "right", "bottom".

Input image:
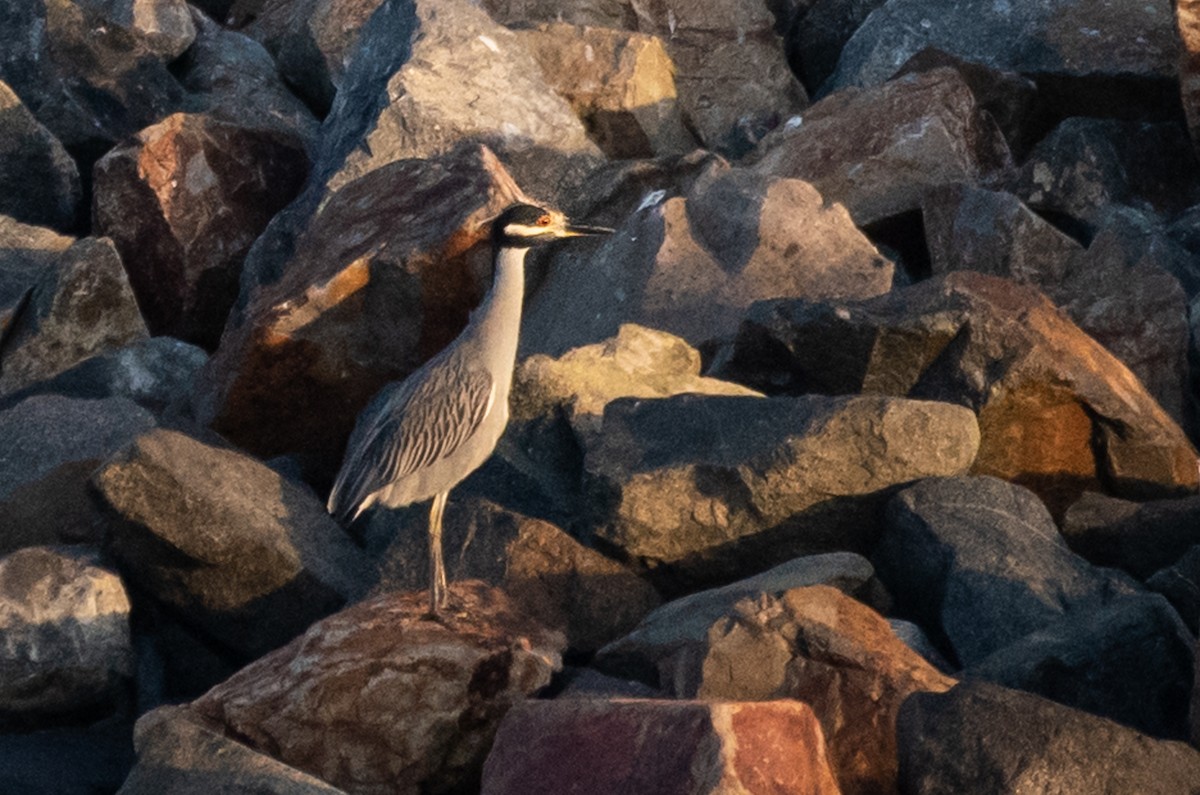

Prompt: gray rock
[
  {"left": 585, "top": 394, "right": 979, "bottom": 592},
  {"left": 889, "top": 618, "right": 953, "bottom": 673},
  {"left": 1147, "top": 546, "right": 1200, "bottom": 634},
  {"left": 0, "top": 547, "right": 133, "bottom": 727},
  {"left": 0, "top": 396, "right": 157, "bottom": 553},
  {"left": 791, "top": 0, "right": 887, "bottom": 92},
  {"left": 1060, "top": 491, "right": 1200, "bottom": 580},
  {"left": 897, "top": 681, "right": 1200, "bottom": 795},
  {"left": 0, "top": 80, "right": 80, "bottom": 232},
  {"left": 94, "top": 428, "right": 372, "bottom": 659},
  {"left": 876, "top": 476, "right": 1139, "bottom": 667}
]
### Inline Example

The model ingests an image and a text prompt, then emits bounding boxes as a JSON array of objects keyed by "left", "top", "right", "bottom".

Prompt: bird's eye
[{"left": 536, "top": 215, "right": 552, "bottom": 226}]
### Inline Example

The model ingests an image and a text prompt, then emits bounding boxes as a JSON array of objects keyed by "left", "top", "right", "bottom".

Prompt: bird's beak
[{"left": 562, "top": 223, "right": 615, "bottom": 237}]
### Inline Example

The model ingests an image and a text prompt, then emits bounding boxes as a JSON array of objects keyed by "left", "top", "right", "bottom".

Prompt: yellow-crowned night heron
[{"left": 327, "top": 203, "right": 612, "bottom": 616}]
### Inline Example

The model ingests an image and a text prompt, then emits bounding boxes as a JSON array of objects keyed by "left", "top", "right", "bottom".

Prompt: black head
[{"left": 491, "top": 203, "right": 612, "bottom": 249}]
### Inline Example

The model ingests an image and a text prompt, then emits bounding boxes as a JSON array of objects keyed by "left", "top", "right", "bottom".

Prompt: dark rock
[
  {"left": 0, "top": 547, "right": 132, "bottom": 729},
  {"left": 523, "top": 162, "right": 893, "bottom": 356},
  {"left": 0, "top": 396, "right": 156, "bottom": 553},
  {"left": 557, "top": 667, "right": 664, "bottom": 699},
  {"left": 897, "top": 681, "right": 1200, "bottom": 794},
  {"left": 0, "top": 715, "right": 135, "bottom": 795},
  {"left": 482, "top": 698, "right": 842, "bottom": 795},
  {"left": 714, "top": 272, "right": 1200, "bottom": 514},
  {"left": 0, "top": 80, "right": 80, "bottom": 232},
  {"left": 0, "top": 237, "right": 147, "bottom": 397},
  {"left": 876, "top": 476, "right": 1138, "bottom": 667},
  {"left": 752, "top": 67, "right": 1013, "bottom": 227},
  {"left": 967, "top": 593, "right": 1195, "bottom": 739},
  {"left": 93, "top": 112, "right": 309, "bottom": 349},
  {"left": 584, "top": 393, "right": 979, "bottom": 593},
  {"left": 1181, "top": 0, "right": 1200, "bottom": 157},
  {"left": 94, "top": 428, "right": 372, "bottom": 659},
  {"left": 890, "top": 619, "right": 953, "bottom": 673},
  {"left": 1147, "top": 546, "right": 1200, "bottom": 634},
  {"left": 186, "top": 582, "right": 564, "bottom": 795},
  {"left": 0, "top": 218, "right": 72, "bottom": 348},
  {"left": 1060, "top": 492, "right": 1200, "bottom": 580},
  {"left": 791, "top": 0, "right": 887, "bottom": 93}
]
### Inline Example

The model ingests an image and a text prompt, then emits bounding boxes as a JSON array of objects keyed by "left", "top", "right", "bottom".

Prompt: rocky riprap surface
[{"left": 3, "top": 0, "right": 1200, "bottom": 792}]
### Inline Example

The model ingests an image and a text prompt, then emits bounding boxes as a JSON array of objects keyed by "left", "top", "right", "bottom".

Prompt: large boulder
[
  {"left": 1060, "top": 492, "right": 1200, "bottom": 580},
  {"left": 0, "top": 80, "right": 80, "bottom": 232},
  {"left": 184, "top": 582, "right": 564, "bottom": 794},
  {"left": 1147, "top": 546, "right": 1200, "bottom": 633},
  {"left": 584, "top": 393, "right": 979, "bottom": 592}
]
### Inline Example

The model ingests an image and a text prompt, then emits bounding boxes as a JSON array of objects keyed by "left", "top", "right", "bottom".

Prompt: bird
[{"left": 327, "top": 202, "right": 612, "bottom": 616}]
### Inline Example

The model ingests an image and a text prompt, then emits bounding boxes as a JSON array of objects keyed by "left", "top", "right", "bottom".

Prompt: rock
[
  {"left": 194, "top": 144, "right": 535, "bottom": 467},
  {"left": 604, "top": 586, "right": 954, "bottom": 795},
  {"left": 584, "top": 394, "right": 979, "bottom": 592},
  {"left": 876, "top": 476, "right": 1138, "bottom": 667},
  {"left": 0, "top": 237, "right": 148, "bottom": 397},
  {"left": 94, "top": 428, "right": 372, "bottom": 659},
  {"left": 93, "top": 112, "right": 310, "bottom": 349},
  {"left": 889, "top": 619, "right": 953, "bottom": 673},
  {"left": 596, "top": 552, "right": 881, "bottom": 681},
  {"left": 186, "top": 582, "right": 564, "bottom": 795},
  {"left": 967, "top": 593, "right": 1195, "bottom": 739},
  {"left": 118, "top": 707, "right": 346, "bottom": 795},
  {"left": 0, "top": 0, "right": 190, "bottom": 155},
  {"left": 1180, "top": 0, "right": 1200, "bottom": 157},
  {"left": 0, "top": 215, "right": 74, "bottom": 252},
  {"left": 1013, "top": 118, "right": 1200, "bottom": 224},
  {"left": 0, "top": 396, "right": 156, "bottom": 553},
  {"left": 715, "top": 272, "right": 1199, "bottom": 513},
  {"left": 0, "top": 80, "right": 80, "bottom": 232},
  {"left": 561, "top": 148, "right": 724, "bottom": 226},
  {"left": 557, "top": 667, "right": 664, "bottom": 700},
  {"left": 0, "top": 337, "right": 207, "bottom": 417},
  {"left": 481, "top": 698, "right": 842, "bottom": 795},
  {"left": 1147, "top": 546, "right": 1200, "bottom": 634},
  {"left": 523, "top": 163, "right": 894, "bottom": 356},
  {"left": 825, "top": 0, "right": 1179, "bottom": 97},
  {"left": 0, "top": 547, "right": 133, "bottom": 727},
  {"left": 0, "top": 715, "right": 135, "bottom": 795},
  {"left": 482, "top": 0, "right": 638, "bottom": 30},
  {"left": 897, "top": 681, "right": 1200, "bottom": 794},
  {"left": 752, "top": 68, "right": 1012, "bottom": 227},
  {"left": 790, "top": 0, "right": 887, "bottom": 93},
  {"left": 1060, "top": 492, "right": 1200, "bottom": 580},
  {"left": 374, "top": 497, "right": 661, "bottom": 653},
  {"left": 922, "top": 184, "right": 1191, "bottom": 422},
  {"left": 515, "top": 24, "right": 694, "bottom": 159}
]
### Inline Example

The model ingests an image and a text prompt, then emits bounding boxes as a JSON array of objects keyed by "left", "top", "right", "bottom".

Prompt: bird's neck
[{"left": 465, "top": 245, "right": 528, "bottom": 373}]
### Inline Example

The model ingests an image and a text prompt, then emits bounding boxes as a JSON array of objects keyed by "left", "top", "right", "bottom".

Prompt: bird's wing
[{"left": 328, "top": 355, "right": 494, "bottom": 522}]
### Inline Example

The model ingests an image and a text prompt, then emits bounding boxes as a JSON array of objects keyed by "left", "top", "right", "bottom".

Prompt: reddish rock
[
  {"left": 94, "top": 112, "right": 309, "bottom": 349},
  {"left": 187, "top": 582, "right": 564, "bottom": 795},
  {"left": 752, "top": 67, "right": 1012, "bottom": 226},
  {"left": 482, "top": 698, "right": 842, "bottom": 795}
]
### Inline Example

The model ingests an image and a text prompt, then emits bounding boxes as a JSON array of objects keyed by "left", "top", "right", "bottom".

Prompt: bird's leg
[{"left": 428, "top": 491, "right": 449, "bottom": 615}]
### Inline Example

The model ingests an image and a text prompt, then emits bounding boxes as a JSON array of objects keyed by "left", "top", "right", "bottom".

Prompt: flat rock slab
[
  {"left": 94, "top": 428, "right": 371, "bottom": 659},
  {"left": 187, "top": 582, "right": 565, "bottom": 795},
  {"left": 897, "top": 681, "right": 1200, "bottom": 794},
  {"left": 481, "top": 698, "right": 841, "bottom": 795},
  {"left": 584, "top": 393, "right": 979, "bottom": 591}
]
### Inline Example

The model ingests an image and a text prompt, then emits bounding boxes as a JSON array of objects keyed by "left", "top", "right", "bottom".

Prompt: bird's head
[{"left": 491, "top": 203, "right": 613, "bottom": 249}]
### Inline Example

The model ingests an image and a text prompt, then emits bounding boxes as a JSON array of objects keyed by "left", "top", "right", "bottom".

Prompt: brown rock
[
  {"left": 523, "top": 163, "right": 893, "bottom": 356},
  {"left": 515, "top": 23, "right": 694, "bottom": 158},
  {"left": 1180, "top": 0, "right": 1200, "bottom": 158},
  {"left": 0, "top": 217, "right": 73, "bottom": 348},
  {"left": 193, "top": 144, "right": 532, "bottom": 466},
  {"left": 187, "top": 582, "right": 564, "bottom": 795},
  {"left": 482, "top": 698, "right": 842, "bottom": 795},
  {"left": 0, "top": 80, "right": 80, "bottom": 232},
  {"left": 94, "top": 113, "right": 309, "bottom": 349},
  {"left": 718, "top": 272, "right": 1199, "bottom": 514},
  {"left": 482, "top": 0, "right": 638, "bottom": 31},
  {"left": 752, "top": 67, "right": 1012, "bottom": 227}
]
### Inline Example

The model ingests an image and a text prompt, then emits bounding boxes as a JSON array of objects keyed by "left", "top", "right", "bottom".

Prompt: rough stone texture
[
  {"left": 923, "top": 184, "right": 1191, "bottom": 422},
  {"left": 118, "top": 707, "right": 346, "bottom": 795},
  {"left": 603, "top": 586, "right": 954, "bottom": 795},
  {"left": 0, "top": 218, "right": 72, "bottom": 349},
  {"left": 585, "top": 393, "right": 979, "bottom": 592},
  {"left": 1181, "top": 0, "right": 1200, "bottom": 158},
  {"left": 1147, "top": 546, "right": 1200, "bottom": 634},
  {"left": 0, "top": 237, "right": 148, "bottom": 397},
  {"left": 0, "top": 547, "right": 133, "bottom": 727},
  {"left": 93, "top": 112, "right": 309, "bottom": 349},
  {"left": 0, "top": 396, "right": 156, "bottom": 553},
  {"left": 482, "top": 0, "right": 638, "bottom": 30},
  {"left": 715, "top": 272, "right": 1200, "bottom": 514},
  {"left": 94, "top": 428, "right": 372, "bottom": 659},
  {"left": 515, "top": 24, "right": 694, "bottom": 159},
  {"left": 825, "top": 0, "right": 1179, "bottom": 93},
  {"left": 1060, "top": 491, "right": 1200, "bottom": 580},
  {"left": 791, "top": 0, "right": 887, "bottom": 93},
  {"left": 967, "top": 593, "right": 1195, "bottom": 740},
  {"left": 876, "top": 476, "right": 1139, "bottom": 668},
  {"left": 751, "top": 68, "right": 1012, "bottom": 227},
  {"left": 186, "top": 582, "right": 565, "bottom": 795},
  {"left": 0, "top": 715, "right": 135, "bottom": 795},
  {"left": 897, "top": 682, "right": 1200, "bottom": 795},
  {"left": 194, "top": 145, "right": 536, "bottom": 468},
  {"left": 0, "top": 80, "right": 80, "bottom": 232},
  {"left": 374, "top": 497, "right": 661, "bottom": 653},
  {"left": 482, "top": 698, "right": 843, "bottom": 795},
  {"left": 524, "top": 163, "right": 894, "bottom": 356},
  {"left": 0, "top": 215, "right": 74, "bottom": 252}
]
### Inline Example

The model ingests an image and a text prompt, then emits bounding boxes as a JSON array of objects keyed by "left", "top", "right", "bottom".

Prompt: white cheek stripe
[{"left": 504, "top": 222, "right": 552, "bottom": 238}]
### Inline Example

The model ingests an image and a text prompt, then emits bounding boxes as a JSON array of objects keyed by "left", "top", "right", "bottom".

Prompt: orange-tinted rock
[
  {"left": 482, "top": 698, "right": 842, "bottom": 795},
  {"left": 187, "top": 582, "right": 564, "bottom": 795},
  {"left": 93, "top": 113, "right": 309, "bottom": 349}
]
